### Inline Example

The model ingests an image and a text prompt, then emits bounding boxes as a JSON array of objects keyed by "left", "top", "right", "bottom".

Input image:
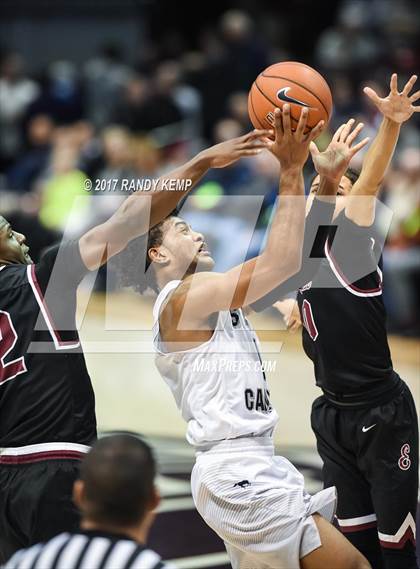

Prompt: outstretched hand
[
  {"left": 202, "top": 129, "right": 273, "bottom": 169},
  {"left": 265, "top": 104, "right": 325, "bottom": 170},
  {"left": 310, "top": 118, "right": 370, "bottom": 182},
  {"left": 363, "top": 73, "right": 420, "bottom": 124}
]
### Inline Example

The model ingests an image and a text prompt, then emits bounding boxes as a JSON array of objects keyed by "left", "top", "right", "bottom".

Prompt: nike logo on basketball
[
  {"left": 362, "top": 424, "right": 377, "bottom": 433},
  {"left": 277, "top": 87, "right": 310, "bottom": 107}
]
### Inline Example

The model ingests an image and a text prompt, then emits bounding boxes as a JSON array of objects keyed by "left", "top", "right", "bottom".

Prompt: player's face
[
  {"left": 0, "top": 216, "right": 32, "bottom": 265},
  {"left": 307, "top": 175, "right": 353, "bottom": 217},
  {"left": 152, "top": 217, "right": 215, "bottom": 275}
]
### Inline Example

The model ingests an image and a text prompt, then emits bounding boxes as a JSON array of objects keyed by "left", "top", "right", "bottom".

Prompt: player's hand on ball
[
  {"left": 202, "top": 129, "right": 273, "bottom": 168},
  {"left": 309, "top": 119, "right": 370, "bottom": 182},
  {"left": 364, "top": 73, "right": 420, "bottom": 124},
  {"left": 266, "top": 105, "right": 325, "bottom": 169}
]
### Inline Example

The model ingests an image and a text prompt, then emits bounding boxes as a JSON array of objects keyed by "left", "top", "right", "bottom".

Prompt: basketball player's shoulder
[
  {"left": 169, "top": 271, "right": 224, "bottom": 304},
  {"left": 0, "top": 263, "right": 29, "bottom": 292}
]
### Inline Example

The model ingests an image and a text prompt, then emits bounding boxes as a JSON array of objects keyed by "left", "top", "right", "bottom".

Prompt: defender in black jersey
[
  {"left": 0, "top": 131, "right": 270, "bottom": 562},
  {"left": 264, "top": 74, "right": 420, "bottom": 569}
]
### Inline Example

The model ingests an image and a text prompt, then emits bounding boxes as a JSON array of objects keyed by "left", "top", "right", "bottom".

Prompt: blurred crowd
[{"left": 0, "top": 0, "right": 419, "bottom": 333}]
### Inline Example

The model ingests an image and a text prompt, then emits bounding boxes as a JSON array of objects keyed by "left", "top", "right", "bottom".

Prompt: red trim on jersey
[
  {"left": 301, "top": 299, "right": 319, "bottom": 341},
  {"left": 379, "top": 526, "right": 416, "bottom": 549},
  {"left": 0, "top": 450, "right": 86, "bottom": 464},
  {"left": 325, "top": 240, "right": 382, "bottom": 294},
  {"left": 340, "top": 521, "right": 378, "bottom": 533},
  {"left": 29, "top": 264, "right": 80, "bottom": 348}
]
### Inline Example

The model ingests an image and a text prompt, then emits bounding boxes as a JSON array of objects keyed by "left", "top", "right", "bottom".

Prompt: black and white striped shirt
[{"left": 5, "top": 530, "right": 175, "bottom": 569}]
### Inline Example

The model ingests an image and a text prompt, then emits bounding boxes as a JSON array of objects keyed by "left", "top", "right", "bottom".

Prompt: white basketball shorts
[{"left": 191, "top": 436, "right": 337, "bottom": 569}]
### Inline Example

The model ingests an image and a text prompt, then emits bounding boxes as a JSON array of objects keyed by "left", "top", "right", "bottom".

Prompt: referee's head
[{"left": 73, "top": 434, "right": 159, "bottom": 536}]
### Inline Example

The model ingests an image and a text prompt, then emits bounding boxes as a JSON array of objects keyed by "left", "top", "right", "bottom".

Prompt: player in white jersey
[{"left": 144, "top": 106, "right": 372, "bottom": 569}]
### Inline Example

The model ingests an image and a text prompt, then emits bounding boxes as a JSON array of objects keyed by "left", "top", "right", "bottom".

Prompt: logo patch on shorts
[
  {"left": 233, "top": 480, "right": 251, "bottom": 489},
  {"left": 398, "top": 443, "right": 411, "bottom": 471},
  {"left": 362, "top": 424, "right": 376, "bottom": 433}
]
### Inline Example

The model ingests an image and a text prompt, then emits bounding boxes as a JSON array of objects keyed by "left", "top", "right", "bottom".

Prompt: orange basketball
[{"left": 248, "top": 61, "right": 333, "bottom": 134}]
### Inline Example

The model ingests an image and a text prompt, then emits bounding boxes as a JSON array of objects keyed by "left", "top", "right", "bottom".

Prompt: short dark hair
[
  {"left": 111, "top": 212, "right": 178, "bottom": 294},
  {"left": 79, "top": 434, "right": 156, "bottom": 526},
  {"left": 309, "top": 166, "right": 360, "bottom": 189},
  {"left": 344, "top": 167, "right": 360, "bottom": 185}
]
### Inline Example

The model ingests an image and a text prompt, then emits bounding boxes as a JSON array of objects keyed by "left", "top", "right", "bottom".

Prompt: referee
[{"left": 5, "top": 434, "right": 174, "bottom": 569}]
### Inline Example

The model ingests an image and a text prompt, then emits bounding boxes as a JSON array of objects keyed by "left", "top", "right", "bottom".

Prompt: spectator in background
[
  {"left": 7, "top": 114, "right": 54, "bottom": 193},
  {"left": 315, "top": 1, "right": 382, "bottom": 75},
  {"left": 98, "top": 126, "right": 134, "bottom": 184},
  {"left": 204, "top": 117, "right": 252, "bottom": 195},
  {"left": 227, "top": 91, "right": 252, "bottom": 132},
  {"left": 375, "top": 0, "right": 420, "bottom": 54},
  {"left": 155, "top": 60, "right": 202, "bottom": 140},
  {"left": 0, "top": 52, "right": 40, "bottom": 169},
  {"left": 84, "top": 44, "right": 133, "bottom": 129},
  {"left": 381, "top": 147, "right": 420, "bottom": 333},
  {"left": 28, "top": 61, "right": 84, "bottom": 125},
  {"left": 187, "top": 10, "right": 268, "bottom": 138},
  {"left": 37, "top": 133, "right": 89, "bottom": 237},
  {"left": 131, "top": 137, "right": 162, "bottom": 180},
  {"left": 328, "top": 75, "right": 361, "bottom": 130},
  {"left": 73, "top": 120, "right": 103, "bottom": 181},
  {"left": 87, "top": 126, "right": 135, "bottom": 291},
  {"left": 385, "top": 147, "right": 420, "bottom": 247},
  {"left": 5, "top": 434, "right": 174, "bottom": 569},
  {"left": 220, "top": 10, "right": 268, "bottom": 93},
  {"left": 113, "top": 74, "right": 182, "bottom": 134},
  {"left": 88, "top": 126, "right": 134, "bottom": 228}
]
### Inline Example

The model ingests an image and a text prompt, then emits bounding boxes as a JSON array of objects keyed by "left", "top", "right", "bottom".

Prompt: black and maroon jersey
[
  {"left": 0, "top": 241, "right": 96, "bottom": 447},
  {"left": 251, "top": 198, "right": 336, "bottom": 311},
  {"left": 298, "top": 210, "right": 400, "bottom": 404}
]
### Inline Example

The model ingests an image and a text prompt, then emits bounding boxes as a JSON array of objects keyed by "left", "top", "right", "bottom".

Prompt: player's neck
[
  {"left": 156, "top": 263, "right": 204, "bottom": 290},
  {"left": 156, "top": 268, "right": 182, "bottom": 291},
  {"left": 80, "top": 518, "right": 148, "bottom": 544}
]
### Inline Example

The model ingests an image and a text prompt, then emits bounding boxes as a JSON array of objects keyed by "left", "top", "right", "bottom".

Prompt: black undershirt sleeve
[
  {"left": 33, "top": 240, "right": 91, "bottom": 333},
  {"left": 325, "top": 210, "right": 379, "bottom": 283},
  {"left": 34, "top": 240, "right": 89, "bottom": 294},
  {"left": 251, "top": 198, "right": 336, "bottom": 312}
]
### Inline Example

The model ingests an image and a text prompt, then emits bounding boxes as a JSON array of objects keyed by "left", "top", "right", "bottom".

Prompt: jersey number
[
  {"left": 301, "top": 299, "right": 319, "bottom": 341},
  {"left": 0, "top": 310, "right": 27, "bottom": 386}
]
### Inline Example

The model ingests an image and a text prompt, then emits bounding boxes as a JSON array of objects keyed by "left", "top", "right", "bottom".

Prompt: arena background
[{"left": 0, "top": 0, "right": 419, "bottom": 567}]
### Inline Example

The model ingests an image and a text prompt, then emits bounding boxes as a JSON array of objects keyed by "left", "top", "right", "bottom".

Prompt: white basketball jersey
[{"left": 152, "top": 280, "right": 278, "bottom": 449}]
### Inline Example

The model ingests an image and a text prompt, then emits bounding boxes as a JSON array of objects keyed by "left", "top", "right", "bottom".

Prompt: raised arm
[
  {"left": 250, "top": 118, "right": 369, "bottom": 312},
  {"left": 169, "top": 105, "right": 325, "bottom": 327},
  {"left": 346, "top": 73, "right": 419, "bottom": 226},
  {"left": 78, "top": 130, "right": 271, "bottom": 269}
]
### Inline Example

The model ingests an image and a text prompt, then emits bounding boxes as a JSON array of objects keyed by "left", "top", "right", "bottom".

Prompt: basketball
[{"left": 248, "top": 61, "right": 333, "bottom": 133}]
